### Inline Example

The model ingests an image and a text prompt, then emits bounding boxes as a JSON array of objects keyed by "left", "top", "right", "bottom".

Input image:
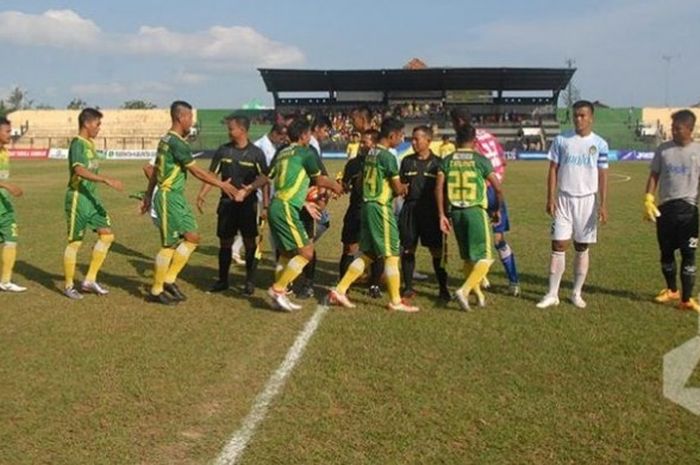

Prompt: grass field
[{"left": 1, "top": 159, "right": 699, "bottom": 464}]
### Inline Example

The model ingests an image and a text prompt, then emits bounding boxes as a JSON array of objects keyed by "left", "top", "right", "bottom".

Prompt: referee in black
[
  {"left": 399, "top": 125, "right": 449, "bottom": 301},
  {"left": 197, "top": 115, "right": 269, "bottom": 295}
]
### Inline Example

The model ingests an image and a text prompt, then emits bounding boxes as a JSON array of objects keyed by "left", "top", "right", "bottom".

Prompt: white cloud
[
  {"left": 0, "top": 9, "right": 304, "bottom": 68},
  {"left": 71, "top": 81, "right": 173, "bottom": 96},
  {"left": 0, "top": 9, "right": 100, "bottom": 48},
  {"left": 174, "top": 71, "right": 210, "bottom": 85}
]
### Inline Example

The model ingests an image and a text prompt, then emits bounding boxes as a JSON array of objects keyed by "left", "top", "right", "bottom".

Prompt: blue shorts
[{"left": 487, "top": 185, "right": 510, "bottom": 234}]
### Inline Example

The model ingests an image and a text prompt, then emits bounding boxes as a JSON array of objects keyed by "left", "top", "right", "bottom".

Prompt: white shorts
[{"left": 551, "top": 193, "right": 598, "bottom": 244}]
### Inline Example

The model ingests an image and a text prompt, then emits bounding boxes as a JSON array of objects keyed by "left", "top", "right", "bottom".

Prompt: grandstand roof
[{"left": 258, "top": 67, "right": 575, "bottom": 93}]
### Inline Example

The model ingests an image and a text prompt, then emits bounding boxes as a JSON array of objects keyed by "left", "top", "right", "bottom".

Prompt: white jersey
[
  {"left": 148, "top": 156, "right": 158, "bottom": 220},
  {"left": 309, "top": 135, "right": 321, "bottom": 157},
  {"left": 548, "top": 130, "right": 609, "bottom": 196},
  {"left": 254, "top": 134, "right": 277, "bottom": 201}
]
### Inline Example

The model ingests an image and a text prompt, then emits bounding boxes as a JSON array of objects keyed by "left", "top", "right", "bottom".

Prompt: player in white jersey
[{"left": 537, "top": 100, "right": 609, "bottom": 309}]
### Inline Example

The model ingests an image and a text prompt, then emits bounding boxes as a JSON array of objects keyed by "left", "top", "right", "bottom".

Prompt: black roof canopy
[{"left": 258, "top": 67, "right": 575, "bottom": 93}]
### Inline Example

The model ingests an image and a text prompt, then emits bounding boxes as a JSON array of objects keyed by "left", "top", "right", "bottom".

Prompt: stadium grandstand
[
  {"left": 258, "top": 64, "right": 575, "bottom": 151},
  {"left": 8, "top": 108, "right": 197, "bottom": 150}
]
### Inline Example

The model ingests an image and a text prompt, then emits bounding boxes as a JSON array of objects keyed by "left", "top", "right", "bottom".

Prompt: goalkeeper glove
[{"left": 643, "top": 193, "right": 661, "bottom": 222}]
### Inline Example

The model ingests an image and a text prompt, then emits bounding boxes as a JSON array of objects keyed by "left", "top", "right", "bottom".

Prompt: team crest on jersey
[{"left": 588, "top": 145, "right": 598, "bottom": 156}]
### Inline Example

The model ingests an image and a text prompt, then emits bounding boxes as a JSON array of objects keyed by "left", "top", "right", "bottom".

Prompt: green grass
[
  {"left": 194, "top": 109, "right": 270, "bottom": 150},
  {"left": 557, "top": 107, "right": 652, "bottom": 150},
  {"left": 1, "top": 159, "right": 699, "bottom": 464}
]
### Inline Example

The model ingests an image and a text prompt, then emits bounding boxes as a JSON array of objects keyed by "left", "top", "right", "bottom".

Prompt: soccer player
[
  {"left": 329, "top": 118, "right": 419, "bottom": 312},
  {"left": 142, "top": 101, "right": 238, "bottom": 305},
  {"left": 399, "top": 126, "right": 449, "bottom": 301},
  {"left": 451, "top": 108, "right": 520, "bottom": 295},
  {"left": 436, "top": 125, "right": 504, "bottom": 310},
  {"left": 63, "top": 108, "right": 123, "bottom": 300},
  {"left": 197, "top": 115, "right": 269, "bottom": 295},
  {"left": 266, "top": 117, "right": 343, "bottom": 311},
  {"left": 295, "top": 115, "right": 333, "bottom": 298},
  {"left": 338, "top": 129, "right": 378, "bottom": 279},
  {"left": 349, "top": 106, "right": 384, "bottom": 299},
  {"left": 0, "top": 117, "right": 26, "bottom": 292},
  {"left": 644, "top": 109, "right": 700, "bottom": 311},
  {"left": 536, "top": 100, "right": 609, "bottom": 309}
]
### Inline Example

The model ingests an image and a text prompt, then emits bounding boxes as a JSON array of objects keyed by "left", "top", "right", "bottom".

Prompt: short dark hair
[
  {"left": 351, "top": 106, "right": 372, "bottom": 119},
  {"left": 225, "top": 114, "right": 250, "bottom": 131},
  {"left": 413, "top": 125, "right": 433, "bottom": 138},
  {"left": 270, "top": 123, "right": 287, "bottom": 135},
  {"left": 170, "top": 100, "right": 193, "bottom": 120},
  {"left": 0, "top": 116, "right": 11, "bottom": 127},
  {"left": 78, "top": 108, "right": 103, "bottom": 128},
  {"left": 288, "top": 117, "right": 311, "bottom": 142},
  {"left": 379, "top": 117, "right": 404, "bottom": 139},
  {"left": 672, "top": 109, "right": 696, "bottom": 128},
  {"left": 573, "top": 100, "right": 595, "bottom": 114},
  {"left": 456, "top": 125, "right": 477, "bottom": 146},
  {"left": 450, "top": 107, "right": 471, "bottom": 126},
  {"left": 312, "top": 115, "right": 332, "bottom": 131},
  {"left": 362, "top": 129, "right": 380, "bottom": 143}
]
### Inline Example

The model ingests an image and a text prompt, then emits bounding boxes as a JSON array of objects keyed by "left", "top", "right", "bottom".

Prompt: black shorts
[
  {"left": 657, "top": 200, "right": 699, "bottom": 253},
  {"left": 342, "top": 204, "right": 362, "bottom": 245},
  {"left": 399, "top": 201, "right": 442, "bottom": 249},
  {"left": 217, "top": 199, "right": 258, "bottom": 239},
  {"left": 300, "top": 207, "right": 316, "bottom": 239}
]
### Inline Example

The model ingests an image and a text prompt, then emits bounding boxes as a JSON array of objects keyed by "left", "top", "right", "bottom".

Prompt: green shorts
[
  {"left": 360, "top": 202, "right": 400, "bottom": 258},
  {"left": 154, "top": 190, "right": 198, "bottom": 247},
  {"left": 65, "top": 190, "right": 111, "bottom": 242},
  {"left": 268, "top": 199, "right": 310, "bottom": 252},
  {"left": 0, "top": 212, "right": 18, "bottom": 243},
  {"left": 451, "top": 207, "right": 493, "bottom": 261}
]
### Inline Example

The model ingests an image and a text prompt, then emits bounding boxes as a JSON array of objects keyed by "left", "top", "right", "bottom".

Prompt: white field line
[
  {"left": 610, "top": 172, "right": 632, "bottom": 183},
  {"left": 213, "top": 304, "right": 329, "bottom": 465}
]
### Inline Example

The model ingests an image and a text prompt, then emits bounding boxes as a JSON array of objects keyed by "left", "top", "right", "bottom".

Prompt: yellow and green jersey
[
  {"left": 440, "top": 149, "right": 493, "bottom": 209},
  {"left": 156, "top": 131, "right": 195, "bottom": 193},
  {"left": 363, "top": 144, "right": 399, "bottom": 205},
  {"left": 67, "top": 136, "right": 100, "bottom": 197},
  {"left": 0, "top": 146, "right": 12, "bottom": 215},
  {"left": 269, "top": 143, "right": 321, "bottom": 208}
]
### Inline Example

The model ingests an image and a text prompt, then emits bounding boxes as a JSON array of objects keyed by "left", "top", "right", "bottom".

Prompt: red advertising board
[{"left": 9, "top": 148, "right": 49, "bottom": 159}]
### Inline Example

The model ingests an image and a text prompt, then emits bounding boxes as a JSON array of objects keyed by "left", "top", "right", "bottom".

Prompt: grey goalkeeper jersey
[{"left": 650, "top": 141, "right": 700, "bottom": 206}]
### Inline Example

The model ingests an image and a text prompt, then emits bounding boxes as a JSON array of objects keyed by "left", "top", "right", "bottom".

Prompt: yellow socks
[
  {"left": 1, "top": 242, "right": 17, "bottom": 283},
  {"left": 337, "top": 254, "right": 372, "bottom": 294},
  {"left": 273, "top": 255, "right": 309, "bottom": 292},
  {"left": 63, "top": 241, "right": 83, "bottom": 289},
  {"left": 85, "top": 234, "right": 114, "bottom": 282},
  {"left": 384, "top": 256, "right": 402, "bottom": 304},
  {"left": 462, "top": 259, "right": 494, "bottom": 294},
  {"left": 275, "top": 255, "right": 290, "bottom": 281},
  {"left": 152, "top": 248, "right": 175, "bottom": 295},
  {"left": 164, "top": 241, "right": 197, "bottom": 284}
]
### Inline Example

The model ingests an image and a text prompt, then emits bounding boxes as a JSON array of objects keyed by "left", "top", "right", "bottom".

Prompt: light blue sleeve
[{"left": 547, "top": 136, "right": 560, "bottom": 163}]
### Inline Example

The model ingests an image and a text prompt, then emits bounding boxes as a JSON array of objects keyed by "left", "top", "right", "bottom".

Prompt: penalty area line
[
  {"left": 214, "top": 304, "right": 329, "bottom": 465},
  {"left": 610, "top": 172, "right": 632, "bottom": 183}
]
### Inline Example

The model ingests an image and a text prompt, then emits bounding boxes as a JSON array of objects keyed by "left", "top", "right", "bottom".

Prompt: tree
[
  {"left": 122, "top": 100, "right": 157, "bottom": 110},
  {"left": 67, "top": 98, "right": 88, "bottom": 110},
  {"left": 35, "top": 103, "right": 55, "bottom": 110},
  {"left": 6, "top": 87, "right": 33, "bottom": 111}
]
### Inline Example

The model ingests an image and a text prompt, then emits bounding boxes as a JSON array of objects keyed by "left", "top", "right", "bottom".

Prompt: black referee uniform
[
  {"left": 398, "top": 152, "right": 448, "bottom": 298},
  {"left": 210, "top": 141, "right": 268, "bottom": 291}
]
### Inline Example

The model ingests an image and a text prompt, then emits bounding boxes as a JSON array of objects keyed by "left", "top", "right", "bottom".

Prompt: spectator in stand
[
  {"left": 346, "top": 132, "right": 361, "bottom": 159},
  {"left": 439, "top": 134, "right": 456, "bottom": 157}
]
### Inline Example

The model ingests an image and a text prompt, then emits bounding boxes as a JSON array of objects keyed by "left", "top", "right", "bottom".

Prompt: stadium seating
[{"left": 9, "top": 109, "right": 198, "bottom": 150}]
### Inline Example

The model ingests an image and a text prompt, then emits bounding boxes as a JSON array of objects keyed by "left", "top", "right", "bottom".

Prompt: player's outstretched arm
[
  {"left": 0, "top": 181, "right": 22, "bottom": 197},
  {"left": 435, "top": 172, "right": 450, "bottom": 234},
  {"left": 390, "top": 176, "right": 407, "bottom": 197},
  {"left": 546, "top": 161, "right": 558, "bottom": 217},
  {"left": 486, "top": 172, "right": 504, "bottom": 225},
  {"left": 141, "top": 167, "right": 157, "bottom": 214},
  {"left": 235, "top": 175, "right": 270, "bottom": 203},
  {"left": 313, "top": 175, "right": 343, "bottom": 196},
  {"left": 196, "top": 182, "right": 214, "bottom": 213},
  {"left": 187, "top": 163, "right": 238, "bottom": 200},
  {"left": 74, "top": 165, "right": 123, "bottom": 192}
]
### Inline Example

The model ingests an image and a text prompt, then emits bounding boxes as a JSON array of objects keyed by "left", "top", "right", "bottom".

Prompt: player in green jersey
[
  {"left": 63, "top": 108, "right": 124, "bottom": 300},
  {"left": 436, "top": 125, "right": 505, "bottom": 311},
  {"left": 266, "top": 118, "right": 343, "bottom": 311},
  {"left": 141, "top": 101, "right": 240, "bottom": 305},
  {"left": 329, "top": 118, "right": 419, "bottom": 312},
  {"left": 0, "top": 117, "right": 26, "bottom": 292}
]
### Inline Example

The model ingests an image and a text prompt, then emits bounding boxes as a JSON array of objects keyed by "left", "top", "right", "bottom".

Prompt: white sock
[
  {"left": 572, "top": 250, "right": 590, "bottom": 296},
  {"left": 548, "top": 251, "right": 566, "bottom": 297}
]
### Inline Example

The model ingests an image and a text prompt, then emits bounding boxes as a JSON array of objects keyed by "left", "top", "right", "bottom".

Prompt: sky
[{"left": 0, "top": 0, "right": 697, "bottom": 109}]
